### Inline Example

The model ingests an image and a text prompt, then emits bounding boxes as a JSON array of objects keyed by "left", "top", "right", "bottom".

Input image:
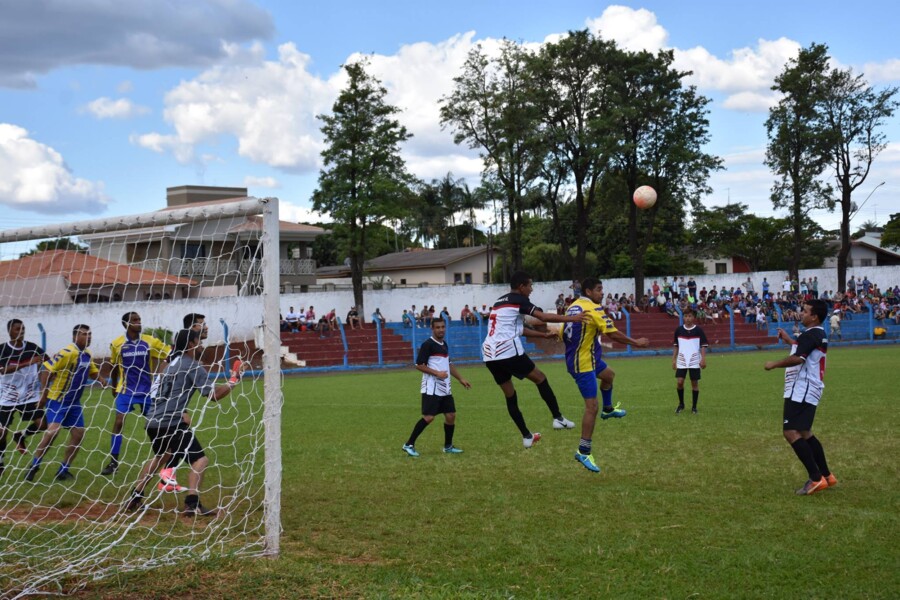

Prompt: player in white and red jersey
[
  {"left": 764, "top": 299, "right": 836, "bottom": 496},
  {"left": 482, "top": 271, "right": 585, "bottom": 449}
]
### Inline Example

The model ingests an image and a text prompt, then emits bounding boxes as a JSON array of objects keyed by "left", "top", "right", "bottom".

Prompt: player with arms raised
[
  {"left": 482, "top": 271, "right": 584, "bottom": 449},
  {"left": 561, "top": 278, "right": 649, "bottom": 473},
  {"left": 764, "top": 299, "right": 837, "bottom": 495}
]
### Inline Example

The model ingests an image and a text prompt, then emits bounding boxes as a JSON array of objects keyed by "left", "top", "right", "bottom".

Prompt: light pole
[{"left": 849, "top": 181, "right": 886, "bottom": 223}]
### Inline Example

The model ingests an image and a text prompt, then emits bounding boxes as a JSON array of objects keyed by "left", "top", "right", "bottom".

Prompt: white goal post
[{"left": 0, "top": 197, "right": 282, "bottom": 597}]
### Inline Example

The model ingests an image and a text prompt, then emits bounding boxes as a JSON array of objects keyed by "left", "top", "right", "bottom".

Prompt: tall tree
[
  {"left": 313, "top": 60, "right": 416, "bottom": 313},
  {"left": 609, "top": 49, "right": 720, "bottom": 298},
  {"left": 19, "top": 237, "right": 87, "bottom": 258},
  {"left": 881, "top": 213, "right": 900, "bottom": 248},
  {"left": 817, "top": 55, "right": 898, "bottom": 291},
  {"left": 440, "top": 41, "right": 543, "bottom": 277},
  {"left": 764, "top": 44, "right": 835, "bottom": 282},
  {"left": 531, "top": 30, "right": 616, "bottom": 278}
]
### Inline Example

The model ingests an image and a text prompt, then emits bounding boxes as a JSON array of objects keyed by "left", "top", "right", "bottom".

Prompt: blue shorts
[
  {"left": 115, "top": 393, "right": 152, "bottom": 415},
  {"left": 571, "top": 360, "right": 609, "bottom": 399},
  {"left": 45, "top": 400, "right": 85, "bottom": 428}
]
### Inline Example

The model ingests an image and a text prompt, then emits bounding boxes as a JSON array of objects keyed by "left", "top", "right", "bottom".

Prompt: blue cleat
[
  {"left": 401, "top": 444, "right": 420, "bottom": 457},
  {"left": 600, "top": 403, "right": 627, "bottom": 420},
  {"left": 443, "top": 446, "right": 464, "bottom": 454},
  {"left": 574, "top": 451, "right": 601, "bottom": 473}
]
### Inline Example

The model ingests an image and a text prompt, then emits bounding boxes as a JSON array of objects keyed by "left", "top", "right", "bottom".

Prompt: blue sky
[{"left": 1, "top": 0, "right": 898, "bottom": 234}]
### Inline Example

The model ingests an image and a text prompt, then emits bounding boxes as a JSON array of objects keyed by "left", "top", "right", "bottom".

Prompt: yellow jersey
[
  {"left": 43, "top": 344, "right": 100, "bottom": 403},
  {"left": 559, "top": 297, "right": 618, "bottom": 373}
]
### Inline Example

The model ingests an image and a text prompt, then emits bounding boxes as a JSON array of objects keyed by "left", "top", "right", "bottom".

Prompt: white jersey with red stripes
[
  {"left": 482, "top": 292, "right": 538, "bottom": 361},
  {"left": 784, "top": 326, "right": 828, "bottom": 405}
]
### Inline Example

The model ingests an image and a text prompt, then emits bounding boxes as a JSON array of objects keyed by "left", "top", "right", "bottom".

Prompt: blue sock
[
  {"left": 578, "top": 438, "right": 592, "bottom": 455},
  {"left": 31, "top": 457, "right": 43, "bottom": 468},
  {"left": 57, "top": 463, "right": 69, "bottom": 475},
  {"left": 111, "top": 433, "right": 123, "bottom": 456},
  {"left": 601, "top": 386, "right": 613, "bottom": 409}
]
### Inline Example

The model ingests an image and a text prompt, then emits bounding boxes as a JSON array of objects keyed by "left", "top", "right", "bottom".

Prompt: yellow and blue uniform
[
  {"left": 43, "top": 344, "right": 99, "bottom": 428},
  {"left": 559, "top": 297, "right": 617, "bottom": 399},
  {"left": 109, "top": 333, "right": 170, "bottom": 414}
]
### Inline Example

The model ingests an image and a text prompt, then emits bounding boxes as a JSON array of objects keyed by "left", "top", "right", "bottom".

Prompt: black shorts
[
  {"left": 146, "top": 423, "right": 205, "bottom": 465},
  {"left": 0, "top": 402, "right": 44, "bottom": 428},
  {"left": 783, "top": 399, "right": 817, "bottom": 431},
  {"left": 485, "top": 354, "right": 536, "bottom": 385},
  {"left": 422, "top": 394, "right": 456, "bottom": 416},
  {"left": 675, "top": 368, "right": 701, "bottom": 381}
]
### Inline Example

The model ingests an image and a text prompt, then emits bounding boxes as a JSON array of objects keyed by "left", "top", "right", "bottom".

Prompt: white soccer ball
[{"left": 633, "top": 185, "right": 657, "bottom": 210}]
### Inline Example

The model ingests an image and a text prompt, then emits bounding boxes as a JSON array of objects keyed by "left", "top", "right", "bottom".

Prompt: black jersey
[
  {"left": 673, "top": 325, "right": 709, "bottom": 368},
  {"left": 482, "top": 292, "right": 539, "bottom": 361},
  {"left": 417, "top": 337, "right": 452, "bottom": 396},
  {"left": 0, "top": 341, "right": 45, "bottom": 407}
]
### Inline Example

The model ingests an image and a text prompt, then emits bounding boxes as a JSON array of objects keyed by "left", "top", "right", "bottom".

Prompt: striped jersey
[
  {"left": 673, "top": 324, "right": 709, "bottom": 368},
  {"left": 43, "top": 344, "right": 99, "bottom": 403},
  {"left": 417, "top": 337, "right": 452, "bottom": 396},
  {"left": 482, "top": 292, "right": 538, "bottom": 361},
  {"left": 0, "top": 341, "right": 45, "bottom": 407},
  {"left": 559, "top": 297, "right": 617, "bottom": 374},
  {"left": 109, "top": 333, "right": 170, "bottom": 395},
  {"left": 784, "top": 326, "right": 827, "bottom": 405}
]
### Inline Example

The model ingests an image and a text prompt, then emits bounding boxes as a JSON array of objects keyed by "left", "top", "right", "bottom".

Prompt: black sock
[
  {"left": 25, "top": 422, "right": 41, "bottom": 436},
  {"left": 790, "top": 439, "right": 822, "bottom": 481},
  {"left": 444, "top": 423, "right": 455, "bottom": 447},
  {"left": 0, "top": 435, "right": 6, "bottom": 455},
  {"left": 677, "top": 389, "right": 684, "bottom": 405},
  {"left": 505, "top": 393, "right": 531, "bottom": 437},
  {"left": 536, "top": 378, "right": 562, "bottom": 420},
  {"left": 185, "top": 494, "right": 199, "bottom": 508},
  {"left": 806, "top": 435, "right": 831, "bottom": 477},
  {"left": 406, "top": 418, "right": 430, "bottom": 446},
  {"left": 692, "top": 390, "right": 699, "bottom": 409},
  {"left": 165, "top": 452, "right": 183, "bottom": 470}
]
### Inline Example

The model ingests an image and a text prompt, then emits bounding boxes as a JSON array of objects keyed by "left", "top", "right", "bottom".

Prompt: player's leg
[
  {"left": 597, "top": 363, "right": 625, "bottom": 419},
  {"left": 55, "top": 425, "right": 84, "bottom": 481},
  {"left": 524, "top": 362, "right": 573, "bottom": 429},
  {"left": 572, "top": 372, "right": 600, "bottom": 472},
  {"left": 690, "top": 370, "right": 701, "bottom": 413},
  {"left": 488, "top": 360, "right": 538, "bottom": 447},
  {"left": 13, "top": 405, "right": 46, "bottom": 454},
  {"left": 802, "top": 430, "right": 836, "bottom": 488},
  {"left": 783, "top": 400, "right": 826, "bottom": 495},
  {"left": 159, "top": 410, "right": 190, "bottom": 491},
  {"left": 675, "top": 372, "right": 686, "bottom": 413},
  {"left": 182, "top": 432, "right": 216, "bottom": 516},
  {"left": 103, "top": 396, "right": 129, "bottom": 475},
  {"left": 26, "top": 414, "right": 62, "bottom": 481},
  {"left": 403, "top": 395, "right": 436, "bottom": 457},
  {"left": 441, "top": 396, "right": 462, "bottom": 453}
]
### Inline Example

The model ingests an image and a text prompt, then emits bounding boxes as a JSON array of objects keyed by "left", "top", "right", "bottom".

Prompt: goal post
[{"left": 0, "top": 197, "right": 283, "bottom": 596}]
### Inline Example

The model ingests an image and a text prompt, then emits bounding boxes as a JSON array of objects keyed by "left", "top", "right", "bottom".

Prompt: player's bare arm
[
  {"left": 764, "top": 355, "right": 804, "bottom": 371},
  {"left": 449, "top": 365, "right": 471, "bottom": 389},
  {"left": 608, "top": 330, "right": 650, "bottom": 348}
]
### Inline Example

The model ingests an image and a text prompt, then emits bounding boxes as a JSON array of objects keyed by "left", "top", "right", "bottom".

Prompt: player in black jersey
[
  {"left": 402, "top": 318, "right": 470, "bottom": 457},
  {"left": 672, "top": 308, "right": 709, "bottom": 414}
]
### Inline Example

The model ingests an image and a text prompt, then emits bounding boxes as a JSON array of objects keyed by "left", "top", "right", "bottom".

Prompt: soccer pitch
[{"left": 77, "top": 345, "right": 899, "bottom": 598}]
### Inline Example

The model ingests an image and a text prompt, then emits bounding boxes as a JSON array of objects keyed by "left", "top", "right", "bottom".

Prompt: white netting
[{"left": 0, "top": 198, "right": 282, "bottom": 598}]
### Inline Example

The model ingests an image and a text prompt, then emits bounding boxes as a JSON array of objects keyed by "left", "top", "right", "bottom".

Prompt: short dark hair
[
  {"left": 7, "top": 318, "right": 23, "bottom": 333},
  {"left": 683, "top": 307, "right": 695, "bottom": 316},
  {"left": 431, "top": 317, "right": 445, "bottom": 327},
  {"left": 183, "top": 313, "right": 205, "bottom": 329},
  {"left": 121, "top": 311, "right": 139, "bottom": 328},
  {"left": 510, "top": 271, "right": 532, "bottom": 290},
  {"left": 805, "top": 299, "right": 828, "bottom": 324},
  {"left": 72, "top": 324, "right": 90, "bottom": 338},
  {"left": 170, "top": 328, "right": 201, "bottom": 360},
  {"left": 581, "top": 277, "right": 602, "bottom": 294}
]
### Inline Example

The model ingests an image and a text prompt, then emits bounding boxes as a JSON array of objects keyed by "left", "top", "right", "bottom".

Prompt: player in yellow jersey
[{"left": 560, "top": 278, "right": 649, "bottom": 473}]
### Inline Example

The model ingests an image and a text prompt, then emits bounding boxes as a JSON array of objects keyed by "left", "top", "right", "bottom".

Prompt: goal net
[{"left": 0, "top": 198, "right": 282, "bottom": 598}]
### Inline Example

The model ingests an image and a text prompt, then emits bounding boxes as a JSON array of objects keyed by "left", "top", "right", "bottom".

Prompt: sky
[{"left": 1, "top": 0, "right": 898, "bottom": 237}]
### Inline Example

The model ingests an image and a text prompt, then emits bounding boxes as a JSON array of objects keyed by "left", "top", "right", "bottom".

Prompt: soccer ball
[{"left": 633, "top": 185, "right": 657, "bottom": 210}]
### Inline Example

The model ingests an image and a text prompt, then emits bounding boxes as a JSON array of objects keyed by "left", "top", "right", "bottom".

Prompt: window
[
  {"left": 464, "top": 273, "right": 472, "bottom": 284},
  {"left": 483, "top": 272, "right": 489, "bottom": 283},
  {"left": 400, "top": 279, "right": 407, "bottom": 285},
  {"left": 860, "top": 259, "right": 874, "bottom": 267},
  {"left": 454, "top": 273, "right": 462, "bottom": 283},
  {"left": 715, "top": 263, "right": 727, "bottom": 274},
  {"left": 182, "top": 243, "right": 207, "bottom": 259}
]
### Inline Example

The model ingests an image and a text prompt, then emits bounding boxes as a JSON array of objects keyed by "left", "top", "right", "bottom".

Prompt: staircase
[
  {"left": 609, "top": 310, "right": 774, "bottom": 350},
  {"left": 280, "top": 323, "right": 411, "bottom": 367}
]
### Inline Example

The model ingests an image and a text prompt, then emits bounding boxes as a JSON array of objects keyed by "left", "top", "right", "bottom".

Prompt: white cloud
[
  {"left": 722, "top": 91, "right": 780, "bottom": 112},
  {"left": 586, "top": 6, "right": 668, "bottom": 53},
  {"left": 116, "top": 80, "right": 134, "bottom": 94},
  {"left": 0, "top": 0, "right": 273, "bottom": 88},
  {"left": 864, "top": 58, "right": 900, "bottom": 83},
  {"left": 676, "top": 38, "right": 801, "bottom": 97},
  {"left": 280, "top": 201, "right": 327, "bottom": 224},
  {"left": 0, "top": 123, "right": 109, "bottom": 214},
  {"left": 129, "top": 132, "right": 195, "bottom": 164},
  {"left": 244, "top": 175, "right": 280, "bottom": 189},
  {"left": 81, "top": 97, "right": 150, "bottom": 119}
]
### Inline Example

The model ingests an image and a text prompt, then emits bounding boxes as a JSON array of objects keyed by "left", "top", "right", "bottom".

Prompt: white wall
[{"left": 279, "top": 265, "right": 900, "bottom": 324}]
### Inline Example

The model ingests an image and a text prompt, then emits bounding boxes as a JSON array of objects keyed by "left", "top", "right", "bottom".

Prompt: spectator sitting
[
  {"left": 401, "top": 309, "right": 413, "bottom": 328},
  {"left": 461, "top": 304, "right": 476, "bottom": 325},
  {"left": 420, "top": 307, "right": 432, "bottom": 328},
  {"left": 755, "top": 307, "right": 768, "bottom": 331},
  {"left": 889, "top": 305, "right": 900, "bottom": 325},
  {"left": 372, "top": 308, "right": 386, "bottom": 327},
  {"left": 279, "top": 313, "right": 291, "bottom": 333},
  {"left": 829, "top": 311, "right": 842, "bottom": 340},
  {"left": 346, "top": 306, "right": 361, "bottom": 329},
  {"left": 305, "top": 306, "right": 316, "bottom": 324},
  {"left": 285, "top": 306, "right": 301, "bottom": 332},
  {"left": 326, "top": 308, "right": 338, "bottom": 330},
  {"left": 479, "top": 304, "right": 490, "bottom": 321},
  {"left": 440, "top": 306, "right": 452, "bottom": 324},
  {"left": 315, "top": 314, "right": 330, "bottom": 335},
  {"left": 555, "top": 293, "right": 566, "bottom": 315}
]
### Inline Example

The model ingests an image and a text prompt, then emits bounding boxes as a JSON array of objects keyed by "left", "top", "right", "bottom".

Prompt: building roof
[
  {"left": 0, "top": 250, "right": 195, "bottom": 287},
  {"left": 227, "top": 215, "right": 325, "bottom": 235},
  {"left": 364, "top": 246, "right": 489, "bottom": 272}
]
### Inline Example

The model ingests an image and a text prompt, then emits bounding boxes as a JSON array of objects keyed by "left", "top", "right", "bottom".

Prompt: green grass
[{"left": 13, "top": 346, "right": 900, "bottom": 598}]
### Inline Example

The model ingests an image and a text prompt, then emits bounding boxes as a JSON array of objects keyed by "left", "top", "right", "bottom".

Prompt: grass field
[{"left": 27, "top": 346, "right": 900, "bottom": 597}]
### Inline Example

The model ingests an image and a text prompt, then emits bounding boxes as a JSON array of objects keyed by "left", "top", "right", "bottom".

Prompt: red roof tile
[{"left": 0, "top": 250, "right": 195, "bottom": 286}]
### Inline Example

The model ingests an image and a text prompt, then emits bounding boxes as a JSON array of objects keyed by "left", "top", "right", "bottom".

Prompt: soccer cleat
[
  {"left": 675, "top": 405, "right": 685, "bottom": 414},
  {"left": 55, "top": 470, "right": 74, "bottom": 482},
  {"left": 795, "top": 477, "right": 828, "bottom": 496},
  {"left": 101, "top": 459, "right": 119, "bottom": 476},
  {"left": 158, "top": 478, "right": 187, "bottom": 493},
  {"left": 691, "top": 407, "right": 698, "bottom": 414},
  {"left": 523, "top": 432, "right": 542, "bottom": 449},
  {"left": 183, "top": 503, "right": 217, "bottom": 517},
  {"left": 24, "top": 465, "right": 39, "bottom": 482},
  {"left": 600, "top": 404, "right": 627, "bottom": 420},
  {"left": 125, "top": 492, "right": 144, "bottom": 513},
  {"left": 442, "top": 446, "right": 464, "bottom": 454},
  {"left": 552, "top": 416, "right": 575, "bottom": 429},
  {"left": 401, "top": 444, "right": 419, "bottom": 457},
  {"left": 823, "top": 473, "right": 838, "bottom": 488},
  {"left": 574, "top": 451, "right": 601, "bottom": 473},
  {"left": 13, "top": 432, "right": 27, "bottom": 454}
]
